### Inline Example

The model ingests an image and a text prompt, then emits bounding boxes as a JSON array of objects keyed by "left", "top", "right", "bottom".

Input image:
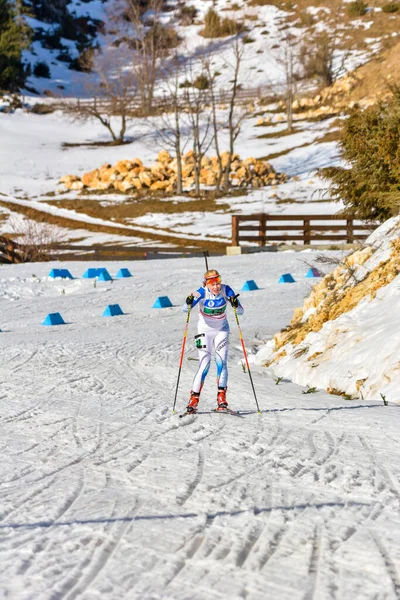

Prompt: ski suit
[{"left": 183, "top": 284, "right": 244, "bottom": 394}]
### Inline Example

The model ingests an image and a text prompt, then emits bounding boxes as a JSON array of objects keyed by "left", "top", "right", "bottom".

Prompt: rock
[
  {"left": 115, "top": 160, "right": 133, "bottom": 174},
  {"left": 157, "top": 150, "right": 171, "bottom": 164},
  {"left": 139, "top": 171, "right": 154, "bottom": 187},
  {"left": 150, "top": 180, "right": 170, "bottom": 190},
  {"left": 70, "top": 181, "right": 84, "bottom": 190},
  {"left": 114, "top": 179, "right": 133, "bottom": 192},
  {"left": 59, "top": 174, "right": 80, "bottom": 184},
  {"left": 82, "top": 169, "right": 100, "bottom": 187}
]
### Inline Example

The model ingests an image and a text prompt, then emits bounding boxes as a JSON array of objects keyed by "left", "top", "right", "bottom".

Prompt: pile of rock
[
  {"left": 59, "top": 150, "right": 288, "bottom": 193},
  {"left": 256, "top": 74, "right": 367, "bottom": 125}
]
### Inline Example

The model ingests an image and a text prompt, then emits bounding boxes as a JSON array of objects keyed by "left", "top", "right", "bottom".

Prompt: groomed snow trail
[{"left": 1, "top": 253, "right": 400, "bottom": 600}]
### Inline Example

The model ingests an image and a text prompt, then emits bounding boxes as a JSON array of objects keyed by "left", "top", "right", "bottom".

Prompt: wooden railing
[
  {"left": 0, "top": 236, "right": 24, "bottom": 264},
  {"left": 231, "top": 214, "right": 376, "bottom": 246},
  {"left": 47, "top": 83, "right": 276, "bottom": 115}
]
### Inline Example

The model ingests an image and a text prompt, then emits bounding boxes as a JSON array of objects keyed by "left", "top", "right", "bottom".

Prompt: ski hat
[{"left": 203, "top": 269, "right": 221, "bottom": 286}]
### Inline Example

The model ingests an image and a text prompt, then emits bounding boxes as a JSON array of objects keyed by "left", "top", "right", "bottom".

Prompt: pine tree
[
  {"left": 0, "top": 0, "right": 30, "bottom": 91},
  {"left": 320, "top": 89, "right": 400, "bottom": 221}
]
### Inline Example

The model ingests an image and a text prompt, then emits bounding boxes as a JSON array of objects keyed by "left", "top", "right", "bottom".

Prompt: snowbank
[{"left": 254, "top": 216, "right": 400, "bottom": 403}]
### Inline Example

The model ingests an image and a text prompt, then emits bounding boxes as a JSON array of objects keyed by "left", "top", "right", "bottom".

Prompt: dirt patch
[{"left": 350, "top": 40, "right": 400, "bottom": 101}]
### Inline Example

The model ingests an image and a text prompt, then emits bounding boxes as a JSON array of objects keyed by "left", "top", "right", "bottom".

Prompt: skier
[{"left": 183, "top": 269, "right": 243, "bottom": 413}]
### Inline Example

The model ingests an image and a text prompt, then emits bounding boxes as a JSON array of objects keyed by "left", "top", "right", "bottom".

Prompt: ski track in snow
[{"left": 1, "top": 255, "right": 400, "bottom": 599}]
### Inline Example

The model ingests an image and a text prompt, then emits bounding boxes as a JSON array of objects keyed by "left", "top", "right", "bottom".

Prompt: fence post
[
  {"left": 258, "top": 214, "right": 266, "bottom": 246},
  {"left": 304, "top": 218, "right": 310, "bottom": 245},
  {"left": 232, "top": 215, "right": 239, "bottom": 246},
  {"left": 346, "top": 219, "right": 354, "bottom": 243}
]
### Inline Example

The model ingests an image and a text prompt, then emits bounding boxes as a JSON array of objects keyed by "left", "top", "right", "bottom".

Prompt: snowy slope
[
  {"left": 0, "top": 109, "right": 341, "bottom": 246},
  {"left": 254, "top": 217, "right": 400, "bottom": 403},
  {"left": 1, "top": 251, "right": 400, "bottom": 599}
]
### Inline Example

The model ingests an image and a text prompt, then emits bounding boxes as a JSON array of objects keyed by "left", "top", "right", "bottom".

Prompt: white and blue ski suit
[{"left": 183, "top": 284, "right": 244, "bottom": 394}]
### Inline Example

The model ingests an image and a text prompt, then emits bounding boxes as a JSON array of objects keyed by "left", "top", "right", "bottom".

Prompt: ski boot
[
  {"left": 186, "top": 391, "right": 200, "bottom": 413},
  {"left": 216, "top": 387, "right": 228, "bottom": 410}
]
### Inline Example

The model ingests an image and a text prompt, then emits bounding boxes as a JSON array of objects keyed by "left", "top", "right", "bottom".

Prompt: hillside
[{"left": 254, "top": 216, "right": 400, "bottom": 403}]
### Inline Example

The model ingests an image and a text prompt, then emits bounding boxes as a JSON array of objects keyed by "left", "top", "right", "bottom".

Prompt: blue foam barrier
[
  {"left": 241, "top": 279, "right": 259, "bottom": 291},
  {"left": 98, "top": 270, "right": 112, "bottom": 281},
  {"left": 42, "top": 312, "right": 66, "bottom": 326},
  {"left": 49, "top": 268, "right": 73, "bottom": 279},
  {"left": 152, "top": 296, "right": 173, "bottom": 308},
  {"left": 305, "top": 267, "right": 322, "bottom": 278},
  {"left": 278, "top": 273, "right": 295, "bottom": 283},
  {"left": 82, "top": 268, "right": 99, "bottom": 279},
  {"left": 102, "top": 304, "right": 124, "bottom": 317},
  {"left": 115, "top": 268, "right": 132, "bottom": 278}
]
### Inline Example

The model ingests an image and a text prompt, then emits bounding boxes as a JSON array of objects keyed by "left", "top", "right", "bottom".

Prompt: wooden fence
[
  {"left": 47, "top": 83, "right": 276, "bottom": 115},
  {"left": 231, "top": 214, "right": 376, "bottom": 246},
  {"left": 0, "top": 236, "right": 24, "bottom": 264}
]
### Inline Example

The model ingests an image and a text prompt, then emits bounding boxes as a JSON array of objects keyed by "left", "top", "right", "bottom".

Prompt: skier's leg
[
  {"left": 187, "top": 331, "right": 212, "bottom": 411},
  {"left": 214, "top": 330, "right": 229, "bottom": 407}
]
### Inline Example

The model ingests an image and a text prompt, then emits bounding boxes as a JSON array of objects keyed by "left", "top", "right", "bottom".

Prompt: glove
[
  {"left": 186, "top": 294, "right": 194, "bottom": 306},
  {"left": 229, "top": 294, "right": 240, "bottom": 308}
]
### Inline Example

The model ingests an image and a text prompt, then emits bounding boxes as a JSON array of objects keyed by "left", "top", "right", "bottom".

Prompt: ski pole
[
  {"left": 172, "top": 305, "right": 192, "bottom": 413},
  {"left": 203, "top": 250, "right": 209, "bottom": 270},
  {"left": 232, "top": 299, "right": 261, "bottom": 414}
]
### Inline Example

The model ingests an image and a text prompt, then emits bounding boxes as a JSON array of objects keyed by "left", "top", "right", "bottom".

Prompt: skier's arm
[
  {"left": 225, "top": 285, "right": 244, "bottom": 315},
  {"left": 182, "top": 287, "right": 204, "bottom": 312}
]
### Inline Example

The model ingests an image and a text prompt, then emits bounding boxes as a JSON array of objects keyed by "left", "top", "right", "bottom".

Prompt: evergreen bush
[
  {"left": 320, "top": 88, "right": 400, "bottom": 221},
  {"left": 0, "top": 0, "right": 31, "bottom": 91},
  {"left": 33, "top": 60, "right": 51, "bottom": 78}
]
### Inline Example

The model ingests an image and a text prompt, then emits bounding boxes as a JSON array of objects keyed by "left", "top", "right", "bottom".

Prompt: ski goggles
[{"left": 205, "top": 275, "right": 221, "bottom": 285}]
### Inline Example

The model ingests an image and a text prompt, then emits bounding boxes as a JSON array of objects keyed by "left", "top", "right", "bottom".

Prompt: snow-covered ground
[
  {"left": 0, "top": 108, "right": 342, "bottom": 247},
  {"left": 1, "top": 250, "right": 400, "bottom": 599}
]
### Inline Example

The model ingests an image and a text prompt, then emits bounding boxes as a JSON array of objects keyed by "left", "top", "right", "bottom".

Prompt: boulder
[{"left": 157, "top": 150, "right": 171, "bottom": 164}]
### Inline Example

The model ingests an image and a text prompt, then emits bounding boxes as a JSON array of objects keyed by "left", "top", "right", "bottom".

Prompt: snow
[{"left": 1, "top": 249, "right": 400, "bottom": 598}]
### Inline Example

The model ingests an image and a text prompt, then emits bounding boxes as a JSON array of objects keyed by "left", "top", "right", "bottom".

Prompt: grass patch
[
  {"left": 258, "top": 140, "right": 312, "bottom": 161},
  {"left": 257, "top": 126, "right": 301, "bottom": 139},
  {"left": 47, "top": 192, "right": 232, "bottom": 224},
  {"left": 62, "top": 140, "right": 133, "bottom": 149}
]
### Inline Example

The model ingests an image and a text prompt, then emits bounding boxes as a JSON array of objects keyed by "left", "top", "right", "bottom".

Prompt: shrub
[
  {"left": 179, "top": 5, "right": 197, "bottom": 24},
  {"left": 42, "top": 28, "right": 63, "bottom": 50},
  {"left": 242, "top": 36, "right": 255, "bottom": 43},
  {"left": 201, "top": 8, "right": 244, "bottom": 38},
  {"left": 346, "top": 1, "right": 368, "bottom": 17},
  {"left": 381, "top": 3, "right": 399, "bottom": 12},
  {"left": 31, "top": 103, "right": 56, "bottom": 114},
  {"left": 33, "top": 60, "right": 51, "bottom": 78},
  {"left": 193, "top": 73, "right": 209, "bottom": 90}
]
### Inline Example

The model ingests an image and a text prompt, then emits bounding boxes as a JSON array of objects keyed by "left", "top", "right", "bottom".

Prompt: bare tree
[
  {"left": 222, "top": 36, "right": 247, "bottom": 190},
  {"left": 151, "top": 53, "right": 191, "bottom": 194},
  {"left": 116, "top": 0, "right": 179, "bottom": 114},
  {"left": 184, "top": 64, "right": 214, "bottom": 197},
  {"left": 300, "top": 9, "right": 351, "bottom": 88},
  {"left": 278, "top": 35, "right": 301, "bottom": 132},
  {"left": 204, "top": 53, "right": 225, "bottom": 192},
  {"left": 68, "top": 47, "right": 138, "bottom": 144}
]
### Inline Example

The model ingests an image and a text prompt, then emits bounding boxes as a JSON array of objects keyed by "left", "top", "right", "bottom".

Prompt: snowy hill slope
[
  {"left": 254, "top": 216, "right": 400, "bottom": 403},
  {"left": 1, "top": 251, "right": 400, "bottom": 598}
]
